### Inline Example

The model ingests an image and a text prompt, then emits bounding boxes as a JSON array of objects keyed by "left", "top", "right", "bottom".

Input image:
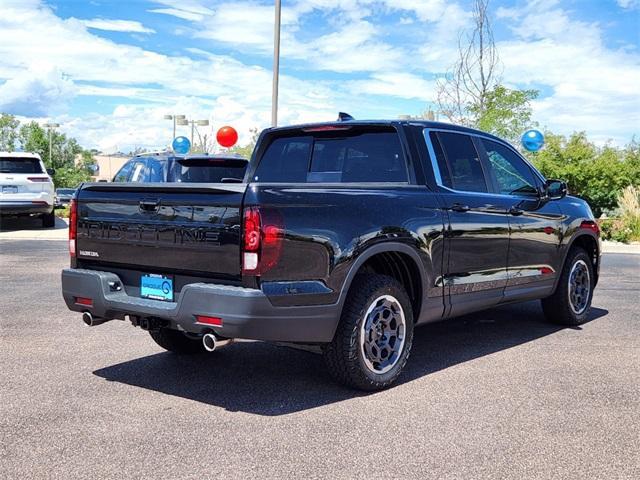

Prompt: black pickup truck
[{"left": 61, "top": 119, "right": 600, "bottom": 390}]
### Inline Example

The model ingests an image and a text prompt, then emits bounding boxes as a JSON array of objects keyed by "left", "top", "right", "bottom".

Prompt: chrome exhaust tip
[
  {"left": 82, "top": 311, "right": 109, "bottom": 327},
  {"left": 202, "top": 332, "right": 233, "bottom": 352},
  {"left": 82, "top": 311, "right": 94, "bottom": 326},
  {"left": 202, "top": 333, "right": 217, "bottom": 352}
]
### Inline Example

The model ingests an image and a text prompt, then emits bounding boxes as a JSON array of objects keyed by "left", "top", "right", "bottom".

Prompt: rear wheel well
[
  {"left": 356, "top": 251, "right": 422, "bottom": 322},
  {"left": 570, "top": 234, "right": 599, "bottom": 284}
]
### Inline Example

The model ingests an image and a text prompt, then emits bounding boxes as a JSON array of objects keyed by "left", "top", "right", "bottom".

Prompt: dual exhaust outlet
[{"left": 82, "top": 312, "right": 232, "bottom": 352}]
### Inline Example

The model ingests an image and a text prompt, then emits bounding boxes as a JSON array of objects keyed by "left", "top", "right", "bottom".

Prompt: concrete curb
[{"left": 601, "top": 241, "right": 640, "bottom": 255}]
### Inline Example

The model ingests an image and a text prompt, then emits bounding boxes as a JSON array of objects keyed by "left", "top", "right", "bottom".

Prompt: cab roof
[
  {"left": 266, "top": 119, "right": 507, "bottom": 144},
  {"left": 0, "top": 151, "right": 42, "bottom": 159}
]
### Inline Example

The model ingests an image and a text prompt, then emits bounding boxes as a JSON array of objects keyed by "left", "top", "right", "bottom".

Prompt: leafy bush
[
  {"left": 597, "top": 186, "right": 640, "bottom": 243},
  {"left": 55, "top": 205, "right": 71, "bottom": 219}
]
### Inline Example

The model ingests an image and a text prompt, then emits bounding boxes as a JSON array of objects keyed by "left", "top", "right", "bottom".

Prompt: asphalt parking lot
[{"left": 1, "top": 237, "right": 639, "bottom": 479}]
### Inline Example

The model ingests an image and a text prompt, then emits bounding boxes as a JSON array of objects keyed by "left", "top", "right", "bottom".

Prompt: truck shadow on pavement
[
  {"left": 93, "top": 301, "right": 608, "bottom": 416},
  {"left": 0, "top": 215, "right": 67, "bottom": 231}
]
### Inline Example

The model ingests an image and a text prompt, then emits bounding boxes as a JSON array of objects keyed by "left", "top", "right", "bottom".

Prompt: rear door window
[
  {"left": 254, "top": 129, "right": 408, "bottom": 183},
  {"left": 0, "top": 157, "right": 44, "bottom": 174},
  {"left": 435, "top": 132, "right": 488, "bottom": 193}
]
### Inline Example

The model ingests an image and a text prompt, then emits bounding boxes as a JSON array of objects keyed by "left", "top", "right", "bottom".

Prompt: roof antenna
[{"left": 337, "top": 112, "right": 354, "bottom": 122}]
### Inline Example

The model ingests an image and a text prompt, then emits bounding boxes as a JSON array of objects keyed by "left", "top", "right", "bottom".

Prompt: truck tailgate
[{"left": 75, "top": 183, "right": 245, "bottom": 281}]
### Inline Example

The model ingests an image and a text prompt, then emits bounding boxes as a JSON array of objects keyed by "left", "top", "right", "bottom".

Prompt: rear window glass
[
  {"left": 254, "top": 130, "right": 408, "bottom": 183},
  {"left": 0, "top": 157, "right": 43, "bottom": 174},
  {"left": 169, "top": 159, "right": 248, "bottom": 183}
]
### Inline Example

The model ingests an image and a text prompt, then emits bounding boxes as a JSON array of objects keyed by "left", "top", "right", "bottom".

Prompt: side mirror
[
  {"left": 545, "top": 179, "right": 567, "bottom": 200},
  {"left": 47, "top": 168, "right": 56, "bottom": 176}
]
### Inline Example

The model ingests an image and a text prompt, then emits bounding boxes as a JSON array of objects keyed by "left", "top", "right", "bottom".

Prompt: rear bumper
[
  {"left": 0, "top": 202, "right": 52, "bottom": 215},
  {"left": 61, "top": 268, "right": 340, "bottom": 343}
]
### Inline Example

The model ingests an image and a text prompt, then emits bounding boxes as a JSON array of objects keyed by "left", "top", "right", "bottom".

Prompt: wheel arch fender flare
[
  {"left": 555, "top": 231, "right": 600, "bottom": 290},
  {"left": 335, "top": 242, "right": 427, "bottom": 312}
]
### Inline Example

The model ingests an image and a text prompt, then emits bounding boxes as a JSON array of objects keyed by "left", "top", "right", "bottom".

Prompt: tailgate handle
[{"left": 139, "top": 199, "right": 160, "bottom": 213}]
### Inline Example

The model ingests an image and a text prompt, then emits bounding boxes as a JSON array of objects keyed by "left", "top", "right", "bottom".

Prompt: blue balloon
[
  {"left": 521, "top": 129, "right": 545, "bottom": 152},
  {"left": 172, "top": 136, "right": 191, "bottom": 154}
]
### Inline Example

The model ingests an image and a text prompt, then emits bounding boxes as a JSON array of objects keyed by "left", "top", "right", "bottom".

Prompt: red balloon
[{"left": 216, "top": 126, "right": 238, "bottom": 148}]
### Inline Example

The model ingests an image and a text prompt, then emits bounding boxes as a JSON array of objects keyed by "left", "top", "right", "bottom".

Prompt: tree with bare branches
[{"left": 436, "top": 0, "right": 500, "bottom": 125}]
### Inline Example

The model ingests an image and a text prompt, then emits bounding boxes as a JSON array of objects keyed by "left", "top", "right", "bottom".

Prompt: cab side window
[
  {"left": 436, "top": 132, "right": 488, "bottom": 193},
  {"left": 147, "top": 159, "right": 166, "bottom": 182},
  {"left": 481, "top": 139, "right": 538, "bottom": 196},
  {"left": 113, "top": 161, "right": 134, "bottom": 182},
  {"left": 129, "top": 160, "right": 148, "bottom": 183}
]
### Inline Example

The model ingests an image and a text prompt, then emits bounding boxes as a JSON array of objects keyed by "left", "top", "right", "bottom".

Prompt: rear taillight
[
  {"left": 195, "top": 315, "right": 223, "bottom": 327},
  {"left": 580, "top": 220, "right": 600, "bottom": 236},
  {"left": 242, "top": 207, "right": 283, "bottom": 274},
  {"left": 69, "top": 199, "right": 77, "bottom": 257},
  {"left": 75, "top": 297, "right": 93, "bottom": 307},
  {"left": 27, "top": 177, "right": 50, "bottom": 182}
]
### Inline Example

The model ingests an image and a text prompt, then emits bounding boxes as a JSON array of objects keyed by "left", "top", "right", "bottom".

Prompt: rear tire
[
  {"left": 149, "top": 328, "right": 205, "bottom": 354},
  {"left": 323, "top": 274, "right": 414, "bottom": 391},
  {"left": 542, "top": 247, "right": 594, "bottom": 326},
  {"left": 41, "top": 210, "right": 55, "bottom": 228}
]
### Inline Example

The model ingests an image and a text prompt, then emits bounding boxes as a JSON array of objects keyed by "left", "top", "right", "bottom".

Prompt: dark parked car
[
  {"left": 61, "top": 119, "right": 600, "bottom": 390},
  {"left": 112, "top": 152, "right": 248, "bottom": 184},
  {"left": 55, "top": 188, "right": 76, "bottom": 208}
]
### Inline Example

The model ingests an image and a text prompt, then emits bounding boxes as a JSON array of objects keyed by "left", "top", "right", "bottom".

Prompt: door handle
[
  {"left": 139, "top": 199, "right": 160, "bottom": 213},
  {"left": 509, "top": 206, "right": 524, "bottom": 216},
  {"left": 451, "top": 203, "right": 470, "bottom": 213}
]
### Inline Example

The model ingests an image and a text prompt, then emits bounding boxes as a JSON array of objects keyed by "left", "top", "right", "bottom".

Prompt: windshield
[
  {"left": 168, "top": 159, "right": 247, "bottom": 183},
  {"left": 0, "top": 157, "right": 44, "bottom": 174}
]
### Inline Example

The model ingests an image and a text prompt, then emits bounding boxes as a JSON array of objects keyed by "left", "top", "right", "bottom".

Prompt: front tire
[
  {"left": 149, "top": 328, "right": 205, "bottom": 354},
  {"left": 41, "top": 210, "right": 55, "bottom": 228},
  {"left": 542, "top": 247, "right": 594, "bottom": 326},
  {"left": 323, "top": 274, "right": 414, "bottom": 391}
]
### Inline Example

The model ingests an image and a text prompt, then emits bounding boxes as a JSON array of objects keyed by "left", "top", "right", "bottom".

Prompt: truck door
[
  {"left": 476, "top": 137, "right": 564, "bottom": 301},
  {"left": 423, "top": 130, "right": 511, "bottom": 317}
]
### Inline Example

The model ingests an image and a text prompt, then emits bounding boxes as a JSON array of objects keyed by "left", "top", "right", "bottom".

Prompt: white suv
[{"left": 0, "top": 152, "right": 56, "bottom": 227}]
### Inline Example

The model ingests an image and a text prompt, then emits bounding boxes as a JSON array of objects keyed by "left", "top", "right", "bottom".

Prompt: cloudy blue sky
[{"left": 0, "top": 0, "right": 638, "bottom": 152}]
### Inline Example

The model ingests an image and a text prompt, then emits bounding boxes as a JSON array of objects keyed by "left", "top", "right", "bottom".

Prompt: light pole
[
  {"left": 272, "top": 0, "right": 281, "bottom": 127},
  {"left": 178, "top": 118, "right": 209, "bottom": 149},
  {"left": 43, "top": 122, "right": 60, "bottom": 167},
  {"left": 163, "top": 114, "right": 185, "bottom": 141}
]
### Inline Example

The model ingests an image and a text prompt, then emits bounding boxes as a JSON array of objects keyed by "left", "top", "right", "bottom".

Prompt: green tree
[
  {"left": 469, "top": 85, "right": 539, "bottom": 144},
  {"left": 0, "top": 113, "right": 20, "bottom": 151},
  {"left": 18, "top": 121, "right": 90, "bottom": 188},
  {"left": 229, "top": 127, "right": 259, "bottom": 159},
  {"left": 18, "top": 121, "right": 83, "bottom": 170},
  {"left": 529, "top": 132, "right": 640, "bottom": 217},
  {"left": 18, "top": 121, "right": 49, "bottom": 164}
]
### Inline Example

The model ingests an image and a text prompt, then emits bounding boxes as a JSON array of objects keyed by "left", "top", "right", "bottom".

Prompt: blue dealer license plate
[{"left": 140, "top": 274, "right": 174, "bottom": 301}]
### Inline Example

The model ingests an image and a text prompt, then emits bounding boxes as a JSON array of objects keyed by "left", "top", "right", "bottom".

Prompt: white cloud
[
  {"left": 0, "top": 68, "right": 75, "bottom": 117},
  {"left": 148, "top": 8, "right": 205, "bottom": 22},
  {"left": 617, "top": 0, "right": 640, "bottom": 9},
  {"left": 498, "top": 5, "right": 640, "bottom": 144},
  {"left": 0, "top": 0, "right": 348, "bottom": 149},
  {"left": 348, "top": 73, "right": 436, "bottom": 102},
  {"left": 80, "top": 18, "right": 155, "bottom": 34}
]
